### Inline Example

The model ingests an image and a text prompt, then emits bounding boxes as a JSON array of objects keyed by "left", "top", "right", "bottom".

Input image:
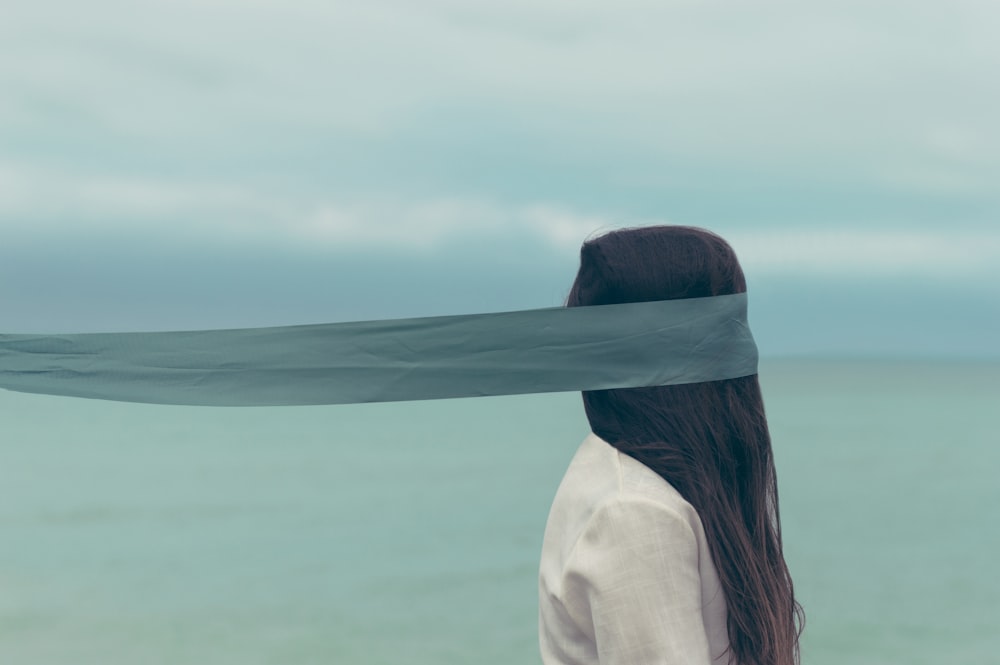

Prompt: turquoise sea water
[{"left": 2, "top": 359, "right": 998, "bottom": 664}]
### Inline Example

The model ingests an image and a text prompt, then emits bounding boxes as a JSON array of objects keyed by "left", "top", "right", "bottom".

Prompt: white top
[{"left": 539, "top": 432, "right": 732, "bottom": 665}]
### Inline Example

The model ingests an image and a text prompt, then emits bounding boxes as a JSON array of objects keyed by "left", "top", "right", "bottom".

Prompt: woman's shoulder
[
  {"left": 577, "top": 432, "right": 693, "bottom": 507},
  {"left": 540, "top": 432, "right": 709, "bottom": 592},
  {"left": 547, "top": 433, "right": 701, "bottom": 538}
]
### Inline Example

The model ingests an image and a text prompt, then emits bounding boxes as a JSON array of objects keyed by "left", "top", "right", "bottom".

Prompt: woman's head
[
  {"left": 566, "top": 225, "right": 746, "bottom": 307},
  {"left": 566, "top": 226, "right": 755, "bottom": 447},
  {"left": 567, "top": 225, "right": 803, "bottom": 665}
]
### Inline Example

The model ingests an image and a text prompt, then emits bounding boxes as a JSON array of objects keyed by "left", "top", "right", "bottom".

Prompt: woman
[{"left": 539, "top": 226, "right": 803, "bottom": 665}]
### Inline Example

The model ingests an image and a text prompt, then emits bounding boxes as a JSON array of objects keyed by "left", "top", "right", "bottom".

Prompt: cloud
[
  {"left": 2, "top": 161, "right": 997, "bottom": 280},
  {"left": 2, "top": 0, "right": 997, "bottom": 182},
  {"left": 0, "top": 161, "right": 284, "bottom": 229},
  {"left": 302, "top": 200, "right": 614, "bottom": 251},
  {"left": 0, "top": 160, "right": 614, "bottom": 252},
  {"left": 724, "top": 228, "right": 1000, "bottom": 279},
  {"left": 1, "top": 1, "right": 997, "bottom": 290}
]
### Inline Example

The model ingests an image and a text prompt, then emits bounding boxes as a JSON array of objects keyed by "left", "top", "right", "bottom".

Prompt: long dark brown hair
[{"left": 566, "top": 225, "right": 803, "bottom": 665}]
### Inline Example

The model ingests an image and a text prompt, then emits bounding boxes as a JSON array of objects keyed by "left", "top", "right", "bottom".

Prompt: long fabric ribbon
[{"left": 0, "top": 293, "right": 757, "bottom": 406}]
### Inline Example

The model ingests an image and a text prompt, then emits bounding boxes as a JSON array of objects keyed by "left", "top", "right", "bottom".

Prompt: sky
[{"left": 1, "top": 0, "right": 998, "bottom": 356}]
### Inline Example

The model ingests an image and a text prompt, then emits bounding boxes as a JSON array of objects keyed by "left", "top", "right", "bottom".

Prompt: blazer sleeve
[{"left": 560, "top": 495, "right": 714, "bottom": 665}]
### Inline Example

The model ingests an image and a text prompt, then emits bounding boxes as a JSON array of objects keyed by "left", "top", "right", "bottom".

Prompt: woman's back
[
  {"left": 539, "top": 432, "right": 731, "bottom": 665},
  {"left": 544, "top": 225, "right": 802, "bottom": 665}
]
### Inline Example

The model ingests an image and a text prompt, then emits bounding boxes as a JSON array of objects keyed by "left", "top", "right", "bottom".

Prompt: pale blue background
[
  {"left": 1, "top": 1, "right": 997, "bottom": 355},
  {"left": 1, "top": 3, "right": 998, "bottom": 664}
]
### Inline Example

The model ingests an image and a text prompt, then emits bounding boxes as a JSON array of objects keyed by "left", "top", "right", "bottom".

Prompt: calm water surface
[{"left": 2, "top": 359, "right": 997, "bottom": 664}]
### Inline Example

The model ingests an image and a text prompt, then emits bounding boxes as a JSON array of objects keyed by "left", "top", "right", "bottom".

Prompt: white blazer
[{"left": 539, "top": 432, "right": 732, "bottom": 665}]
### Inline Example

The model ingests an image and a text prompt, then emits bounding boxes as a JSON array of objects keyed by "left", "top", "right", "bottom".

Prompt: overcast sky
[{"left": 1, "top": 0, "right": 997, "bottom": 356}]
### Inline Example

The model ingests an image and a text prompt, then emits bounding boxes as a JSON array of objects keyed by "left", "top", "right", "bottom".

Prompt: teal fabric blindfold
[{"left": 0, "top": 293, "right": 757, "bottom": 406}]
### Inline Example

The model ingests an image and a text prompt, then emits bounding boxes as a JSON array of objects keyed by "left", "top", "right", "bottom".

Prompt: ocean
[{"left": 2, "top": 358, "right": 997, "bottom": 664}]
